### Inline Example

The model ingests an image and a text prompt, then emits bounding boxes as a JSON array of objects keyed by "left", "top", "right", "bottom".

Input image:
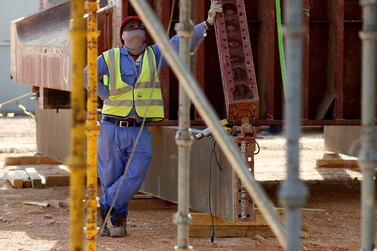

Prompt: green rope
[{"left": 275, "top": 0, "right": 287, "bottom": 96}]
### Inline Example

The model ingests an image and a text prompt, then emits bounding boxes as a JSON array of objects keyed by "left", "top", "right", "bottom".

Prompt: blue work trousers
[{"left": 98, "top": 120, "right": 152, "bottom": 222}]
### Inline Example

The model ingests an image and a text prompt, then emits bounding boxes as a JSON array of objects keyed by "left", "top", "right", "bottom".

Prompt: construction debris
[
  {"left": 23, "top": 201, "right": 49, "bottom": 207},
  {"left": 49, "top": 199, "right": 69, "bottom": 208},
  {"left": 316, "top": 153, "right": 359, "bottom": 169},
  {"left": 5, "top": 165, "right": 69, "bottom": 188},
  {"left": 5, "top": 169, "right": 31, "bottom": 188},
  {"left": 25, "top": 167, "right": 42, "bottom": 188}
]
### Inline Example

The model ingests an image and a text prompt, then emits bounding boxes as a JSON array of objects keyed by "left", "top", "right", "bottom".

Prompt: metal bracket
[{"left": 214, "top": 0, "right": 259, "bottom": 124}]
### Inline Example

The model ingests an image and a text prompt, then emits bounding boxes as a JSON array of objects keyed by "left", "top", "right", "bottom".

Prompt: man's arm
[
  {"left": 151, "top": 22, "right": 206, "bottom": 69},
  {"left": 84, "top": 54, "right": 110, "bottom": 100},
  {"left": 150, "top": 1, "right": 222, "bottom": 69}
]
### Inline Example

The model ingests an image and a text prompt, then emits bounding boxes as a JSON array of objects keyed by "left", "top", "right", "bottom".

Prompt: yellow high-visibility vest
[{"left": 102, "top": 47, "right": 164, "bottom": 121}]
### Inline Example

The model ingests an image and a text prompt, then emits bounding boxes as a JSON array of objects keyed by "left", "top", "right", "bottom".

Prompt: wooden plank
[
  {"left": 5, "top": 170, "right": 24, "bottom": 188},
  {"left": 25, "top": 167, "right": 43, "bottom": 188},
  {"left": 192, "top": 208, "right": 323, "bottom": 226},
  {"left": 20, "top": 165, "right": 69, "bottom": 186},
  {"left": 35, "top": 165, "right": 70, "bottom": 186},
  {"left": 190, "top": 224, "right": 273, "bottom": 238},
  {"left": 192, "top": 213, "right": 266, "bottom": 226},
  {"left": 316, "top": 159, "right": 359, "bottom": 169},
  {"left": 5, "top": 169, "right": 31, "bottom": 188},
  {"left": 190, "top": 208, "right": 321, "bottom": 238},
  {"left": 4, "top": 156, "right": 60, "bottom": 166},
  {"left": 190, "top": 212, "right": 275, "bottom": 238},
  {"left": 5, "top": 165, "right": 70, "bottom": 187},
  {"left": 129, "top": 195, "right": 176, "bottom": 210}
]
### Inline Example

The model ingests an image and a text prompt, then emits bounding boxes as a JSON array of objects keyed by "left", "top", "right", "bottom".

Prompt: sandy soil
[{"left": 0, "top": 117, "right": 376, "bottom": 251}]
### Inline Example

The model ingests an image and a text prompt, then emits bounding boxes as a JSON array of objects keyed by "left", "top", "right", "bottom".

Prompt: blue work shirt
[{"left": 85, "top": 22, "right": 206, "bottom": 122}]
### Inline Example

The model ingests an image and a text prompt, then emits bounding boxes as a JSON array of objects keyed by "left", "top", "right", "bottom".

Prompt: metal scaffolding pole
[
  {"left": 174, "top": 0, "right": 193, "bottom": 250},
  {"left": 85, "top": 0, "right": 100, "bottom": 250},
  {"left": 278, "top": 0, "right": 308, "bottom": 250},
  {"left": 128, "top": 0, "right": 287, "bottom": 249},
  {"left": 359, "top": 1, "right": 377, "bottom": 250},
  {"left": 68, "top": 0, "right": 86, "bottom": 250}
]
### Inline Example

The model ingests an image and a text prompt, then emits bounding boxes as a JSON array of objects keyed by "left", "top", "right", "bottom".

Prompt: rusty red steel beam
[
  {"left": 150, "top": 119, "right": 368, "bottom": 126},
  {"left": 214, "top": 0, "right": 259, "bottom": 124},
  {"left": 10, "top": 0, "right": 366, "bottom": 125},
  {"left": 10, "top": 2, "right": 71, "bottom": 91},
  {"left": 152, "top": 0, "right": 172, "bottom": 120},
  {"left": 10, "top": 2, "right": 112, "bottom": 91},
  {"left": 232, "top": 136, "right": 256, "bottom": 222},
  {"left": 193, "top": 0, "right": 206, "bottom": 120},
  {"left": 330, "top": 0, "right": 345, "bottom": 119},
  {"left": 258, "top": 0, "right": 275, "bottom": 120},
  {"left": 303, "top": 0, "right": 310, "bottom": 120}
]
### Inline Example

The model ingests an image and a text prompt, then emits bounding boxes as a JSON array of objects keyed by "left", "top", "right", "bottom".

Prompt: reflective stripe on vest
[{"left": 101, "top": 47, "right": 164, "bottom": 120}]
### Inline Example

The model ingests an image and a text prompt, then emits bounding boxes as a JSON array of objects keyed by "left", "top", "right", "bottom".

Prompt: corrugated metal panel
[{"left": 10, "top": 0, "right": 369, "bottom": 124}]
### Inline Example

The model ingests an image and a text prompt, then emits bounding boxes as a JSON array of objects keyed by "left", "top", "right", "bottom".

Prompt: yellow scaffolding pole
[
  {"left": 85, "top": 0, "right": 100, "bottom": 250},
  {"left": 68, "top": 0, "right": 86, "bottom": 250}
]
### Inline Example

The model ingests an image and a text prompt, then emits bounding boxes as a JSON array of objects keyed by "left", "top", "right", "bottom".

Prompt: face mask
[{"left": 122, "top": 30, "right": 146, "bottom": 56}]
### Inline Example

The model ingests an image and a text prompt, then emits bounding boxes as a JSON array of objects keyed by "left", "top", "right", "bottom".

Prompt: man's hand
[{"left": 207, "top": 1, "right": 223, "bottom": 26}]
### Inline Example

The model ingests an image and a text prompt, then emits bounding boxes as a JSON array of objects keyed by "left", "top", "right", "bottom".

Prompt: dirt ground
[{"left": 0, "top": 117, "right": 376, "bottom": 251}]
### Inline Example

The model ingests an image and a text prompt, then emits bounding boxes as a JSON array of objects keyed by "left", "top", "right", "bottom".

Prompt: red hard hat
[{"left": 120, "top": 16, "right": 142, "bottom": 45}]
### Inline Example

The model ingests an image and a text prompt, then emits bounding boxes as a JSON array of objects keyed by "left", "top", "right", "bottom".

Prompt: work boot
[
  {"left": 108, "top": 212, "right": 127, "bottom": 237},
  {"left": 97, "top": 207, "right": 110, "bottom": 236}
]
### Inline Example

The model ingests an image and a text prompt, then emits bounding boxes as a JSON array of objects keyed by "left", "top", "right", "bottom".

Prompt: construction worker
[{"left": 88, "top": 2, "right": 223, "bottom": 237}]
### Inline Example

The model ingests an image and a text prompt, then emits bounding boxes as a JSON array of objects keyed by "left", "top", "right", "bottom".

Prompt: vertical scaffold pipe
[
  {"left": 359, "top": 1, "right": 377, "bottom": 250},
  {"left": 68, "top": 0, "right": 86, "bottom": 250},
  {"left": 174, "top": 0, "right": 193, "bottom": 250},
  {"left": 128, "top": 0, "right": 287, "bottom": 249},
  {"left": 85, "top": 0, "right": 100, "bottom": 250},
  {"left": 278, "top": 0, "right": 308, "bottom": 250}
]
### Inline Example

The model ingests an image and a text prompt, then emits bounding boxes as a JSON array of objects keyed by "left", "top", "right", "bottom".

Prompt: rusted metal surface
[
  {"left": 330, "top": 0, "right": 344, "bottom": 120},
  {"left": 11, "top": 0, "right": 369, "bottom": 125},
  {"left": 152, "top": 0, "right": 172, "bottom": 120},
  {"left": 10, "top": 2, "right": 112, "bottom": 91},
  {"left": 232, "top": 136, "right": 255, "bottom": 221},
  {"left": 214, "top": 0, "right": 259, "bottom": 123},
  {"left": 302, "top": 0, "right": 310, "bottom": 120},
  {"left": 258, "top": 0, "right": 275, "bottom": 120}
]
